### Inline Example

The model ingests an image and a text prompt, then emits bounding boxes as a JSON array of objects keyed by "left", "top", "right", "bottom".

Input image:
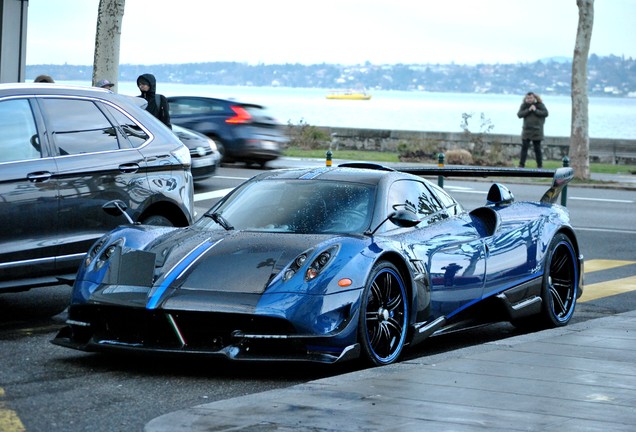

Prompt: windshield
[{"left": 201, "top": 179, "right": 375, "bottom": 234}]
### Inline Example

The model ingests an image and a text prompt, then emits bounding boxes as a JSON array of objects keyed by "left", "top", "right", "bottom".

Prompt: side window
[
  {"left": 427, "top": 182, "right": 463, "bottom": 216},
  {"left": 39, "top": 98, "right": 121, "bottom": 155},
  {"left": 0, "top": 99, "right": 41, "bottom": 163},
  {"left": 103, "top": 104, "right": 149, "bottom": 148},
  {"left": 387, "top": 179, "right": 443, "bottom": 219}
]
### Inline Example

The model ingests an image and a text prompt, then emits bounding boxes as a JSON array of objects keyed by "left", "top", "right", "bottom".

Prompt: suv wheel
[{"left": 141, "top": 215, "right": 173, "bottom": 226}]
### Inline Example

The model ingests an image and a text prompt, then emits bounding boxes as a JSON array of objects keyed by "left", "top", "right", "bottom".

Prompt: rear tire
[
  {"left": 358, "top": 261, "right": 408, "bottom": 366},
  {"left": 540, "top": 233, "right": 579, "bottom": 327}
]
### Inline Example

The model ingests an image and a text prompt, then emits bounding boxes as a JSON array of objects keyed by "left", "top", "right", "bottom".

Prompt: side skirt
[
  {"left": 495, "top": 277, "right": 544, "bottom": 320},
  {"left": 410, "top": 316, "right": 447, "bottom": 346}
]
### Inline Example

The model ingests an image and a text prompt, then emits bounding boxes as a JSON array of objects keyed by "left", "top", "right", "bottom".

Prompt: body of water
[{"left": 65, "top": 81, "right": 636, "bottom": 139}]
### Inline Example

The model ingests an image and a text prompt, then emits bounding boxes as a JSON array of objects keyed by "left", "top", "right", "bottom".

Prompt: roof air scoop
[{"left": 486, "top": 183, "right": 515, "bottom": 206}]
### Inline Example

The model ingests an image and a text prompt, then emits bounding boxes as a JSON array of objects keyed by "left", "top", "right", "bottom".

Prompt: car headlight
[
  {"left": 84, "top": 237, "right": 108, "bottom": 266},
  {"left": 283, "top": 245, "right": 339, "bottom": 282},
  {"left": 207, "top": 137, "right": 218, "bottom": 151},
  {"left": 94, "top": 238, "right": 124, "bottom": 270}
]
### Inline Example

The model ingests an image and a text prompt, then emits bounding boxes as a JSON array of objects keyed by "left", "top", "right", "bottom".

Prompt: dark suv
[
  {"left": 0, "top": 83, "right": 195, "bottom": 292},
  {"left": 167, "top": 96, "right": 288, "bottom": 167}
]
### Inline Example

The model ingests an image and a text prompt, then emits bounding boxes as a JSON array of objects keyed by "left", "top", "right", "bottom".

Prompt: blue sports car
[{"left": 53, "top": 164, "right": 583, "bottom": 366}]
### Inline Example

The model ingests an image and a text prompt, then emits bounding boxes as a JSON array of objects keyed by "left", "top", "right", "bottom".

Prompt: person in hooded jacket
[
  {"left": 517, "top": 91, "right": 548, "bottom": 168},
  {"left": 137, "top": 73, "right": 171, "bottom": 129}
]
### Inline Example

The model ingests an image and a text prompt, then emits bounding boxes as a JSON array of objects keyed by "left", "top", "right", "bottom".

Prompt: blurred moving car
[
  {"left": 172, "top": 125, "right": 221, "bottom": 181},
  {"left": 53, "top": 164, "right": 582, "bottom": 366},
  {"left": 0, "top": 83, "right": 195, "bottom": 292},
  {"left": 167, "top": 96, "right": 288, "bottom": 167}
]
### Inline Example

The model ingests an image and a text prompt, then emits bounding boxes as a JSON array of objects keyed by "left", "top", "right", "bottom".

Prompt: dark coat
[
  {"left": 137, "top": 73, "right": 171, "bottom": 129},
  {"left": 517, "top": 101, "right": 548, "bottom": 140}
]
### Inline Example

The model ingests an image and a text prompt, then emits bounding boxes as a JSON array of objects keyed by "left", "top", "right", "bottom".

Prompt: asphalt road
[{"left": 1, "top": 164, "right": 634, "bottom": 432}]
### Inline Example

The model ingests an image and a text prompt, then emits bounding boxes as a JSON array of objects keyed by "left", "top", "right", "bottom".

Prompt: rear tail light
[{"left": 225, "top": 106, "right": 252, "bottom": 124}]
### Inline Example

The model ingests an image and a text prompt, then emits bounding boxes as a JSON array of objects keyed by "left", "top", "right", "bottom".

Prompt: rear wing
[
  {"left": 540, "top": 167, "right": 574, "bottom": 204},
  {"left": 393, "top": 165, "right": 574, "bottom": 206},
  {"left": 340, "top": 164, "right": 575, "bottom": 206}
]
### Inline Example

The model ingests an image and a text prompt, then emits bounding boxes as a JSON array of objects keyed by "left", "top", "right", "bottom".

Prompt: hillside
[{"left": 27, "top": 54, "right": 635, "bottom": 97}]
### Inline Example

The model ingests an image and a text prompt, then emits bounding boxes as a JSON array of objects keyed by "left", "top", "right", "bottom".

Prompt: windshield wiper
[{"left": 206, "top": 212, "right": 234, "bottom": 231}]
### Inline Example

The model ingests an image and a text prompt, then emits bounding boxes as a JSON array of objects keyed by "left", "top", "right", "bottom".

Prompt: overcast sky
[{"left": 26, "top": 0, "right": 636, "bottom": 66}]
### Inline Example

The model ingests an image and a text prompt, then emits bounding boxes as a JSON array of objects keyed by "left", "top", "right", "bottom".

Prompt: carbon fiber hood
[
  {"left": 174, "top": 231, "right": 321, "bottom": 294},
  {"left": 85, "top": 228, "right": 339, "bottom": 310},
  {"left": 155, "top": 228, "right": 336, "bottom": 293}
]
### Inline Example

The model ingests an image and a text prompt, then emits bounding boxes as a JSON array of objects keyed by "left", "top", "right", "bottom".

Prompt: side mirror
[
  {"left": 102, "top": 200, "right": 134, "bottom": 224},
  {"left": 389, "top": 209, "right": 421, "bottom": 228},
  {"left": 367, "top": 209, "right": 420, "bottom": 236}
]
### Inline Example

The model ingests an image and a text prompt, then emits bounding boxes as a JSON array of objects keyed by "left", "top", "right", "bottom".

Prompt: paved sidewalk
[
  {"left": 589, "top": 172, "right": 636, "bottom": 189},
  {"left": 145, "top": 310, "right": 636, "bottom": 432}
]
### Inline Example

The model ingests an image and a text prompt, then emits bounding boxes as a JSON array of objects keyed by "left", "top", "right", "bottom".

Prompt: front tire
[
  {"left": 358, "top": 262, "right": 409, "bottom": 366},
  {"left": 540, "top": 233, "right": 579, "bottom": 327}
]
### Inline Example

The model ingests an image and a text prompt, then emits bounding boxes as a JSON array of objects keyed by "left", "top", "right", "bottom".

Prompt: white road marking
[
  {"left": 194, "top": 188, "right": 234, "bottom": 202},
  {"left": 569, "top": 196, "right": 633, "bottom": 203}
]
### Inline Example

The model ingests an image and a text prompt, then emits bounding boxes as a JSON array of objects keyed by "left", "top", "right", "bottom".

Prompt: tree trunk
[
  {"left": 92, "top": 0, "right": 125, "bottom": 92},
  {"left": 570, "top": 0, "right": 594, "bottom": 180}
]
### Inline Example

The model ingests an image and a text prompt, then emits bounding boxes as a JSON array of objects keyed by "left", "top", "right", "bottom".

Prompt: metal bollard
[
  {"left": 326, "top": 150, "right": 333, "bottom": 167},
  {"left": 561, "top": 156, "right": 570, "bottom": 206},
  {"left": 437, "top": 153, "right": 445, "bottom": 188}
]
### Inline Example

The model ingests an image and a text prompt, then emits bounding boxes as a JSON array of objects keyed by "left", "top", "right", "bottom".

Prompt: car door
[
  {"left": 35, "top": 96, "right": 149, "bottom": 275},
  {"left": 0, "top": 98, "right": 60, "bottom": 285},
  {"left": 386, "top": 179, "right": 487, "bottom": 318}
]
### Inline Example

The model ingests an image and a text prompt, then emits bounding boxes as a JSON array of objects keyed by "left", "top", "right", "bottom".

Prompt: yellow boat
[{"left": 326, "top": 90, "right": 372, "bottom": 100}]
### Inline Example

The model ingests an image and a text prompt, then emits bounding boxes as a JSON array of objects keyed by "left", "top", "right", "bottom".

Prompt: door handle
[
  {"left": 119, "top": 163, "right": 140, "bottom": 173},
  {"left": 27, "top": 171, "right": 52, "bottom": 182}
]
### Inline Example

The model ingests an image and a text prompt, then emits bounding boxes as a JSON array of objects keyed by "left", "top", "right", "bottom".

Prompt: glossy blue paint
[{"left": 54, "top": 165, "right": 581, "bottom": 365}]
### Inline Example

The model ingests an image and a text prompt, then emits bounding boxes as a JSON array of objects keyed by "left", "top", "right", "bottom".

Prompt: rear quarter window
[{"left": 102, "top": 104, "right": 150, "bottom": 148}]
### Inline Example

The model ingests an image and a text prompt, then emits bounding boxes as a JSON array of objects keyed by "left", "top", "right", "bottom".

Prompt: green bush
[{"left": 286, "top": 119, "right": 330, "bottom": 150}]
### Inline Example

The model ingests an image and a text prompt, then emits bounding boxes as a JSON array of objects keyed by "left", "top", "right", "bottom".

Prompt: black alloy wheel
[
  {"left": 541, "top": 233, "right": 579, "bottom": 327},
  {"left": 358, "top": 261, "right": 409, "bottom": 366}
]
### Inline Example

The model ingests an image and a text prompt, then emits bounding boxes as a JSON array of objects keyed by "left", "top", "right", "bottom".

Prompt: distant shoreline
[{"left": 25, "top": 55, "right": 636, "bottom": 98}]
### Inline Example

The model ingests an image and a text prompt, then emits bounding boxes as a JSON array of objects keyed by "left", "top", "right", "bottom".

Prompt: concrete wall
[{"left": 304, "top": 126, "right": 636, "bottom": 164}]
